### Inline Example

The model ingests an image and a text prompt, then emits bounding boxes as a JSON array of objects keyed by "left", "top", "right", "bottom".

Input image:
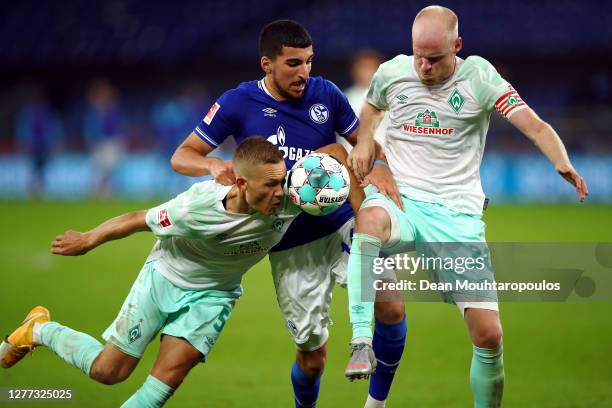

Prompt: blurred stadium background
[{"left": 0, "top": 1, "right": 610, "bottom": 407}]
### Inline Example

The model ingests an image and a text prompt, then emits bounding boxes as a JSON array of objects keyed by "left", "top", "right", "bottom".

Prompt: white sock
[
  {"left": 364, "top": 394, "right": 386, "bottom": 408},
  {"left": 32, "top": 321, "right": 49, "bottom": 344},
  {"left": 352, "top": 336, "right": 373, "bottom": 346}
]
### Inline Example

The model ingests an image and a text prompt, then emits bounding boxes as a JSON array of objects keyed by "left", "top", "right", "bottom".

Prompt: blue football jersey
[{"left": 194, "top": 76, "right": 359, "bottom": 250}]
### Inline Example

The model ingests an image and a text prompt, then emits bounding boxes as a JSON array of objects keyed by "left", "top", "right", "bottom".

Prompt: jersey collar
[{"left": 259, "top": 78, "right": 281, "bottom": 101}]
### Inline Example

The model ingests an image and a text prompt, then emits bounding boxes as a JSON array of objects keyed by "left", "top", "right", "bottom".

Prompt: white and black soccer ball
[{"left": 288, "top": 152, "right": 350, "bottom": 216}]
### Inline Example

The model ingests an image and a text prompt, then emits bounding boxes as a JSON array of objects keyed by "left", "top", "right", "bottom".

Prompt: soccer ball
[{"left": 288, "top": 152, "right": 350, "bottom": 216}]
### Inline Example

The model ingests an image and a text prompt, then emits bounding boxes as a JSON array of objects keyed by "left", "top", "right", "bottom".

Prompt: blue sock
[
  {"left": 369, "top": 317, "right": 407, "bottom": 401},
  {"left": 291, "top": 361, "right": 320, "bottom": 408}
]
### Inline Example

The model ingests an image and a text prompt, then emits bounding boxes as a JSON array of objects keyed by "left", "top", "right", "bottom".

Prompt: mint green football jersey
[
  {"left": 367, "top": 55, "right": 527, "bottom": 214},
  {"left": 145, "top": 181, "right": 300, "bottom": 290}
]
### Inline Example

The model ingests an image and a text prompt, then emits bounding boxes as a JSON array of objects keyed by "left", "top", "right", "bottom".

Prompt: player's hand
[
  {"left": 360, "top": 164, "right": 404, "bottom": 210},
  {"left": 557, "top": 165, "right": 589, "bottom": 203},
  {"left": 51, "top": 230, "right": 94, "bottom": 256},
  {"left": 208, "top": 158, "right": 236, "bottom": 185},
  {"left": 347, "top": 139, "right": 375, "bottom": 180}
]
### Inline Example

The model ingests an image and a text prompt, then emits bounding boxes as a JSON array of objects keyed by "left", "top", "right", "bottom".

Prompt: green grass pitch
[{"left": 0, "top": 201, "right": 610, "bottom": 407}]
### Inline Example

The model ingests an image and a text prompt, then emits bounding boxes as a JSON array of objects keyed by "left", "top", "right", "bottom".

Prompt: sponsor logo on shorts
[
  {"left": 286, "top": 320, "right": 298, "bottom": 336},
  {"left": 203, "top": 102, "right": 220, "bottom": 125},
  {"left": 204, "top": 335, "right": 216, "bottom": 349},
  {"left": 128, "top": 323, "right": 142, "bottom": 343}
]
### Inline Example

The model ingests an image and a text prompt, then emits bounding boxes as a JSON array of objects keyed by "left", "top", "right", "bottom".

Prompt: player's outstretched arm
[
  {"left": 171, "top": 132, "right": 236, "bottom": 184},
  {"left": 51, "top": 210, "right": 150, "bottom": 256},
  {"left": 509, "top": 108, "right": 589, "bottom": 202}
]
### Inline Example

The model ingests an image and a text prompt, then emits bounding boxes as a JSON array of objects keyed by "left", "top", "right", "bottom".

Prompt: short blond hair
[{"left": 233, "top": 137, "right": 284, "bottom": 178}]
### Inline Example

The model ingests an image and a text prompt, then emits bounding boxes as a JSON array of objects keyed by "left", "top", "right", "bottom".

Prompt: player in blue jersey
[{"left": 171, "top": 20, "right": 405, "bottom": 408}]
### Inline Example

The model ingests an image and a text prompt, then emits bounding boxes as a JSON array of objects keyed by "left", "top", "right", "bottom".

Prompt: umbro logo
[
  {"left": 396, "top": 94, "right": 408, "bottom": 104},
  {"left": 262, "top": 107, "right": 277, "bottom": 117}
]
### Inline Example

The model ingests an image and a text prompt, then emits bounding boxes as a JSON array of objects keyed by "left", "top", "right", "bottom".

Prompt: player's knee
[
  {"left": 90, "top": 362, "right": 133, "bottom": 385},
  {"left": 472, "top": 325, "right": 503, "bottom": 349},
  {"left": 375, "top": 301, "right": 405, "bottom": 324},
  {"left": 302, "top": 357, "right": 326, "bottom": 378},
  {"left": 355, "top": 206, "right": 388, "bottom": 238},
  {"left": 297, "top": 349, "right": 327, "bottom": 378}
]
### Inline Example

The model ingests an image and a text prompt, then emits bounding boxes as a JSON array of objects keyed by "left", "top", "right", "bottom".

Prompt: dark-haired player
[{"left": 171, "top": 19, "right": 403, "bottom": 408}]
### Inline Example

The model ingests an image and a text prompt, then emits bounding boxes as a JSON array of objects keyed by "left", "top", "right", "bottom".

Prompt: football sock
[
  {"left": 348, "top": 233, "right": 382, "bottom": 340},
  {"left": 39, "top": 321, "right": 104, "bottom": 376},
  {"left": 364, "top": 394, "right": 387, "bottom": 408},
  {"left": 470, "top": 344, "right": 504, "bottom": 408},
  {"left": 121, "top": 374, "right": 175, "bottom": 408},
  {"left": 369, "top": 317, "right": 407, "bottom": 401},
  {"left": 291, "top": 361, "right": 320, "bottom": 408}
]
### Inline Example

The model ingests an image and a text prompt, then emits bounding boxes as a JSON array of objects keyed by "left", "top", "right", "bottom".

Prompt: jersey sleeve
[
  {"left": 193, "top": 89, "right": 243, "bottom": 148},
  {"left": 366, "top": 63, "right": 392, "bottom": 111},
  {"left": 462, "top": 56, "right": 529, "bottom": 119},
  {"left": 145, "top": 184, "right": 206, "bottom": 240},
  {"left": 327, "top": 80, "right": 359, "bottom": 137}
]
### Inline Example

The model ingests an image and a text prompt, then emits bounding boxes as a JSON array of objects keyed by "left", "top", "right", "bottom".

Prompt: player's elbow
[{"left": 170, "top": 148, "right": 188, "bottom": 174}]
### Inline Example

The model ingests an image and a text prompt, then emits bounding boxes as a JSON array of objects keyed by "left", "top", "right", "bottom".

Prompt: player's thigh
[
  {"left": 269, "top": 223, "right": 353, "bottom": 351},
  {"left": 161, "top": 287, "right": 241, "bottom": 362},
  {"left": 151, "top": 335, "right": 203, "bottom": 389},
  {"left": 102, "top": 261, "right": 167, "bottom": 359},
  {"left": 360, "top": 193, "right": 417, "bottom": 255},
  {"left": 409, "top": 201, "right": 498, "bottom": 310}
]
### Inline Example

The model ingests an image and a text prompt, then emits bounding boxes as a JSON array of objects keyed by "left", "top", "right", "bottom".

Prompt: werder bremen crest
[
  {"left": 273, "top": 218, "right": 285, "bottom": 232},
  {"left": 448, "top": 88, "right": 465, "bottom": 113},
  {"left": 415, "top": 109, "right": 440, "bottom": 128},
  {"left": 507, "top": 94, "right": 519, "bottom": 107}
]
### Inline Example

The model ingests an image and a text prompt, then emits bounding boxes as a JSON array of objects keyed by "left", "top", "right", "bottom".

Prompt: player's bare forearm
[
  {"left": 359, "top": 103, "right": 385, "bottom": 144},
  {"left": 316, "top": 143, "right": 365, "bottom": 213},
  {"left": 510, "top": 108, "right": 588, "bottom": 202},
  {"left": 347, "top": 103, "right": 385, "bottom": 178},
  {"left": 51, "top": 211, "right": 150, "bottom": 256},
  {"left": 171, "top": 132, "right": 236, "bottom": 184},
  {"left": 171, "top": 132, "right": 217, "bottom": 177},
  {"left": 171, "top": 145, "right": 212, "bottom": 176}
]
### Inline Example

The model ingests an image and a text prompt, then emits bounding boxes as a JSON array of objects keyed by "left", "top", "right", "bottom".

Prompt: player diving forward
[
  {"left": 0, "top": 137, "right": 302, "bottom": 407},
  {"left": 345, "top": 6, "right": 589, "bottom": 408},
  {"left": 171, "top": 20, "right": 404, "bottom": 408}
]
